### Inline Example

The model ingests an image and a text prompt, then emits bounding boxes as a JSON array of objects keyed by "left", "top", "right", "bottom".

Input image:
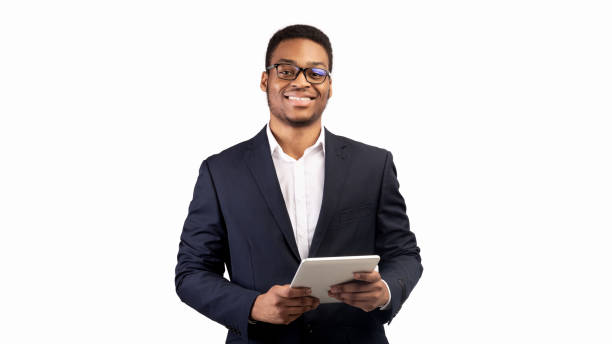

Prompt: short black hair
[{"left": 265, "top": 24, "right": 333, "bottom": 73}]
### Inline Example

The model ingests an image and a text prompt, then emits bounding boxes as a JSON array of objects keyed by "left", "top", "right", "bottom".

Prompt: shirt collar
[{"left": 266, "top": 121, "right": 326, "bottom": 157}]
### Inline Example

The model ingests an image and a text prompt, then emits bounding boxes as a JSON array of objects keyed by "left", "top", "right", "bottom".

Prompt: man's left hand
[{"left": 328, "top": 270, "right": 389, "bottom": 312}]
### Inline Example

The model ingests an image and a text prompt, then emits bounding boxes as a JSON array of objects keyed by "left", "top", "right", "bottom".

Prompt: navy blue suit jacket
[{"left": 175, "top": 126, "right": 423, "bottom": 343}]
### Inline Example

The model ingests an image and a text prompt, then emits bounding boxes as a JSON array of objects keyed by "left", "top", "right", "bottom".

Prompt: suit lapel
[
  {"left": 309, "top": 128, "right": 352, "bottom": 257},
  {"left": 245, "top": 126, "right": 301, "bottom": 262}
]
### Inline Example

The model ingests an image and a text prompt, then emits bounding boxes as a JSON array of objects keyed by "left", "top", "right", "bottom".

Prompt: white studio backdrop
[{"left": 1, "top": 1, "right": 611, "bottom": 343}]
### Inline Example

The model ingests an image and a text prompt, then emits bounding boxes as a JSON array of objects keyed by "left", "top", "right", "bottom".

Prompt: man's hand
[
  {"left": 250, "top": 285, "right": 320, "bottom": 325},
  {"left": 328, "top": 271, "right": 389, "bottom": 312}
]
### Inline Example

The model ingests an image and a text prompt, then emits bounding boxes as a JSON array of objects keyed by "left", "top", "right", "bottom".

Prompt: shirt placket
[{"left": 293, "top": 158, "right": 309, "bottom": 260}]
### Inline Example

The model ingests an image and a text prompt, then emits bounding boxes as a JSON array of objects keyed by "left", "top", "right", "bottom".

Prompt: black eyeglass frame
[{"left": 265, "top": 63, "right": 331, "bottom": 84}]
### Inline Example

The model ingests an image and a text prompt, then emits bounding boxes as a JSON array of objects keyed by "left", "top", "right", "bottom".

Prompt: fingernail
[{"left": 354, "top": 273, "right": 360, "bottom": 278}]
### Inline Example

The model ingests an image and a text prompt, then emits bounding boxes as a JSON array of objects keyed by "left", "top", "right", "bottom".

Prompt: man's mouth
[{"left": 284, "top": 95, "right": 316, "bottom": 106}]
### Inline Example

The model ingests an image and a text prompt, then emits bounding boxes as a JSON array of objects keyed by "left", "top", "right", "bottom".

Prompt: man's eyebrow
[
  {"left": 275, "top": 58, "right": 297, "bottom": 65},
  {"left": 275, "top": 58, "right": 328, "bottom": 69},
  {"left": 307, "top": 61, "right": 327, "bottom": 68}
]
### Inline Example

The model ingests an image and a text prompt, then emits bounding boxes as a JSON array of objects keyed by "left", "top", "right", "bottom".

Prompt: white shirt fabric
[
  {"left": 266, "top": 123, "right": 325, "bottom": 261},
  {"left": 265, "top": 122, "right": 391, "bottom": 310}
]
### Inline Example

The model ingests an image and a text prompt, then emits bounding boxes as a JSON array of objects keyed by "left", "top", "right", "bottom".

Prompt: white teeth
[{"left": 288, "top": 96, "right": 311, "bottom": 101}]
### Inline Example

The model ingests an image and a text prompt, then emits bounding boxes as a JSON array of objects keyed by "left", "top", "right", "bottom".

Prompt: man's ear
[
  {"left": 260, "top": 71, "right": 268, "bottom": 92},
  {"left": 327, "top": 78, "right": 332, "bottom": 99}
]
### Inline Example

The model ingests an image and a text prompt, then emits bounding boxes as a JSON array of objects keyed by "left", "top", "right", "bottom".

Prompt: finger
[
  {"left": 286, "top": 306, "right": 311, "bottom": 315},
  {"left": 285, "top": 304, "right": 316, "bottom": 316},
  {"left": 280, "top": 286, "right": 312, "bottom": 298},
  {"left": 334, "top": 290, "right": 379, "bottom": 303},
  {"left": 282, "top": 313, "right": 302, "bottom": 325},
  {"left": 307, "top": 296, "right": 320, "bottom": 308},
  {"left": 337, "top": 297, "right": 379, "bottom": 312},
  {"left": 289, "top": 287, "right": 312, "bottom": 298},
  {"left": 353, "top": 271, "right": 381, "bottom": 283},
  {"left": 283, "top": 296, "right": 317, "bottom": 307}
]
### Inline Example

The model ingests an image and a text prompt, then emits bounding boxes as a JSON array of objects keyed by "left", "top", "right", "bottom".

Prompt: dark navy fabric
[{"left": 175, "top": 126, "right": 423, "bottom": 343}]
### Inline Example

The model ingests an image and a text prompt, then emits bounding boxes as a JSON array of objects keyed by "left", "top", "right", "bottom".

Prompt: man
[{"left": 175, "top": 24, "right": 423, "bottom": 344}]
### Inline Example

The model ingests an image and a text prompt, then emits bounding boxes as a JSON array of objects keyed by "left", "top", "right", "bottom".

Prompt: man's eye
[{"left": 309, "top": 69, "right": 326, "bottom": 77}]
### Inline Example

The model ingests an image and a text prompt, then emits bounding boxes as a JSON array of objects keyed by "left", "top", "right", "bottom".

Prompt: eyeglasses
[{"left": 266, "top": 63, "right": 330, "bottom": 84}]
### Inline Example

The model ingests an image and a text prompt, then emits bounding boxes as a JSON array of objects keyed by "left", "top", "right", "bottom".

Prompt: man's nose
[{"left": 290, "top": 69, "right": 311, "bottom": 88}]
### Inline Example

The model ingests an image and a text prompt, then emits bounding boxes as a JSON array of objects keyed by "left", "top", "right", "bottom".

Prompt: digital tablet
[{"left": 290, "top": 255, "right": 380, "bottom": 303}]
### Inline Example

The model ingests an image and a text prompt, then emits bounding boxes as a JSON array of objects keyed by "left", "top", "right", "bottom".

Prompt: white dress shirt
[
  {"left": 266, "top": 123, "right": 325, "bottom": 261},
  {"left": 266, "top": 123, "right": 391, "bottom": 310}
]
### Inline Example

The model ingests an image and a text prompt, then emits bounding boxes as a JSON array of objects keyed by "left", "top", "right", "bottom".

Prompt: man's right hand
[{"left": 250, "top": 284, "right": 320, "bottom": 325}]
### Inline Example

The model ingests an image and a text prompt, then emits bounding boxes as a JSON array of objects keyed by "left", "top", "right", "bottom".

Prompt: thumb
[{"left": 353, "top": 271, "right": 380, "bottom": 283}]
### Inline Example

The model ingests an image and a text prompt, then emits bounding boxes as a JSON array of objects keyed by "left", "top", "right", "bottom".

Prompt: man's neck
[{"left": 269, "top": 117, "right": 322, "bottom": 160}]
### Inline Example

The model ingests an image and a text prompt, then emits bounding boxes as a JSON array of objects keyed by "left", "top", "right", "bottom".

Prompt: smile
[
  {"left": 285, "top": 96, "right": 314, "bottom": 100},
  {"left": 283, "top": 95, "right": 315, "bottom": 107}
]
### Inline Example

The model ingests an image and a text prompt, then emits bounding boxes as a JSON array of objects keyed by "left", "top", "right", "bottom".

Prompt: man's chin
[{"left": 283, "top": 112, "right": 322, "bottom": 128}]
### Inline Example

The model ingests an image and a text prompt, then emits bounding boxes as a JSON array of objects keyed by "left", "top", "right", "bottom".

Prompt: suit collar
[
  {"left": 309, "top": 127, "right": 352, "bottom": 257},
  {"left": 245, "top": 126, "right": 301, "bottom": 262},
  {"left": 245, "top": 125, "right": 352, "bottom": 261}
]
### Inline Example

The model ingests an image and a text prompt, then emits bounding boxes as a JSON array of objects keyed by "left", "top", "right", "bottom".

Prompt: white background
[{"left": 1, "top": 1, "right": 611, "bottom": 343}]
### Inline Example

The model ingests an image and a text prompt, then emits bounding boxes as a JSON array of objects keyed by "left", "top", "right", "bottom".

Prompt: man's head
[{"left": 261, "top": 24, "right": 333, "bottom": 128}]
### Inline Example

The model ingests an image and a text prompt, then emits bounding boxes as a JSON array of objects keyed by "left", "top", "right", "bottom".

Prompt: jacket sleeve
[
  {"left": 373, "top": 151, "right": 423, "bottom": 324},
  {"left": 175, "top": 159, "right": 260, "bottom": 341}
]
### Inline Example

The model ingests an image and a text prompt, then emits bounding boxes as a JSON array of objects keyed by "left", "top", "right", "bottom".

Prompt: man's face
[{"left": 261, "top": 38, "right": 332, "bottom": 127}]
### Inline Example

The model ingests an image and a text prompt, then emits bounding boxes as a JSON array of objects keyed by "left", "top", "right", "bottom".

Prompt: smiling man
[{"left": 175, "top": 24, "right": 423, "bottom": 344}]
